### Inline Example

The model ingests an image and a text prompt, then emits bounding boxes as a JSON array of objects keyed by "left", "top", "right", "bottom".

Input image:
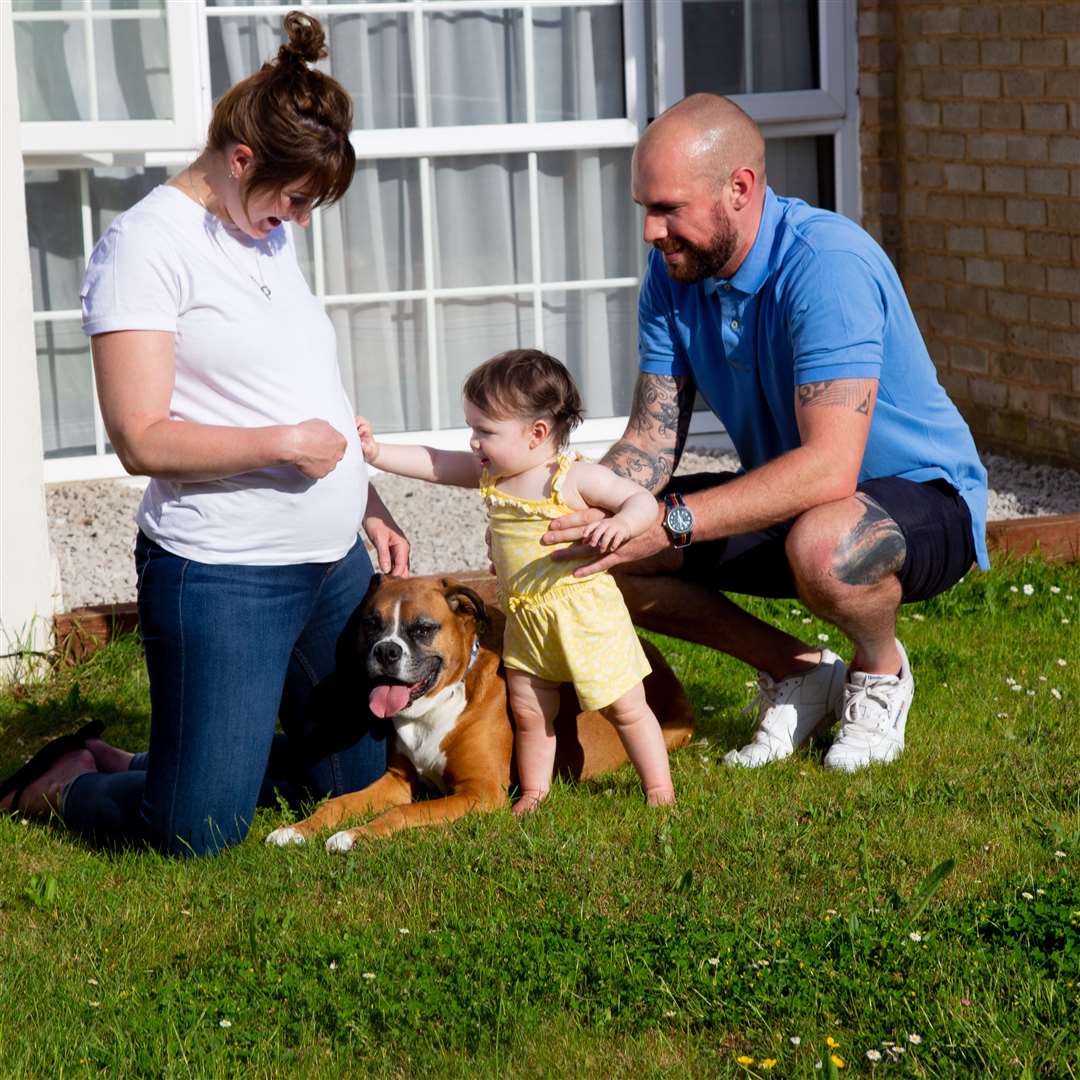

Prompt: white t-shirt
[{"left": 81, "top": 185, "right": 367, "bottom": 565}]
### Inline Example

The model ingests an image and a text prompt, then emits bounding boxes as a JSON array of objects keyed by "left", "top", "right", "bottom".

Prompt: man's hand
[{"left": 543, "top": 506, "right": 672, "bottom": 576}]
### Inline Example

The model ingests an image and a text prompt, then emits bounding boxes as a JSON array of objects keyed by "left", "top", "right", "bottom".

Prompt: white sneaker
[
  {"left": 723, "top": 649, "right": 848, "bottom": 768},
  {"left": 824, "top": 640, "right": 914, "bottom": 772}
]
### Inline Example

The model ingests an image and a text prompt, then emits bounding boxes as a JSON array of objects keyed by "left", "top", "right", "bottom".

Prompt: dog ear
[
  {"left": 361, "top": 573, "right": 383, "bottom": 607},
  {"left": 443, "top": 582, "right": 489, "bottom": 636}
]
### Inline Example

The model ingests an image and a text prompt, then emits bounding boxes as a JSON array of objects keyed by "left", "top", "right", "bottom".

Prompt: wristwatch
[{"left": 661, "top": 492, "right": 695, "bottom": 548}]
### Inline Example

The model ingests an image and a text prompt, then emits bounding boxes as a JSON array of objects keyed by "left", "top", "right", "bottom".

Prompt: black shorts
[{"left": 667, "top": 473, "right": 976, "bottom": 604}]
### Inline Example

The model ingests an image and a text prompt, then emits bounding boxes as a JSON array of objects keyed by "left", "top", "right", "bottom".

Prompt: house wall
[{"left": 858, "top": 0, "right": 1080, "bottom": 468}]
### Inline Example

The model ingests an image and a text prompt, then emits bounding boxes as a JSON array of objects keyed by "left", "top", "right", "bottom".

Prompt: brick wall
[{"left": 858, "top": 0, "right": 1080, "bottom": 468}]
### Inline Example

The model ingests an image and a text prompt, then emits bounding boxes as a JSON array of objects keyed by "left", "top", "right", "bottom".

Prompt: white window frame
[
  {"left": 654, "top": 0, "right": 859, "bottom": 220},
  {"left": 30, "top": 0, "right": 855, "bottom": 482},
  {"left": 14, "top": 0, "right": 202, "bottom": 154}
]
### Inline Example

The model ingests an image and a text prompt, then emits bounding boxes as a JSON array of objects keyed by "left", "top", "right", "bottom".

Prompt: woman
[{"left": 0, "top": 11, "right": 408, "bottom": 856}]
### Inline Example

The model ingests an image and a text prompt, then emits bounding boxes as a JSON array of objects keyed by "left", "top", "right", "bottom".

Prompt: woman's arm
[
  {"left": 363, "top": 482, "right": 410, "bottom": 576},
  {"left": 93, "top": 330, "right": 346, "bottom": 481},
  {"left": 357, "top": 416, "right": 480, "bottom": 488}
]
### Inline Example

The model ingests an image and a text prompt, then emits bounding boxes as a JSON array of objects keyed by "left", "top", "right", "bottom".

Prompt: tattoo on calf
[
  {"left": 832, "top": 494, "right": 907, "bottom": 586},
  {"left": 604, "top": 441, "right": 673, "bottom": 493},
  {"left": 798, "top": 380, "right": 873, "bottom": 415}
]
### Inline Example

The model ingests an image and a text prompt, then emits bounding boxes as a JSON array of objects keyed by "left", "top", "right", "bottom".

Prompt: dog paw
[
  {"left": 265, "top": 826, "right": 306, "bottom": 847},
  {"left": 325, "top": 831, "right": 355, "bottom": 854}
]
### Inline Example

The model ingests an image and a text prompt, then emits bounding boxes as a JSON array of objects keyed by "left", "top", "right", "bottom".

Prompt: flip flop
[{"left": 0, "top": 719, "right": 105, "bottom": 816}]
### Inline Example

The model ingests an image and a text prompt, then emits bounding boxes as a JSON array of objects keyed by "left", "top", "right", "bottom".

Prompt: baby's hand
[
  {"left": 582, "top": 516, "right": 630, "bottom": 554},
  {"left": 354, "top": 416, "right": 380, "bottom": 464}
]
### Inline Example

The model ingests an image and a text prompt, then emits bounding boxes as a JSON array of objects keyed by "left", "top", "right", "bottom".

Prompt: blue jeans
[{"left": 63, "top": 532, "right": 388, "bottom": 857}]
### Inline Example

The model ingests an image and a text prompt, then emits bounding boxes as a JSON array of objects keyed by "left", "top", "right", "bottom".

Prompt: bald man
[{"left": 546, "top": 94, "right": 988, "bottom": 772}]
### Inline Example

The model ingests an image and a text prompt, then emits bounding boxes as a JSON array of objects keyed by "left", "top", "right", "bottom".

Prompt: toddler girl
[{"left": 356, "top": 349, "right": 675, "bottom": 814}]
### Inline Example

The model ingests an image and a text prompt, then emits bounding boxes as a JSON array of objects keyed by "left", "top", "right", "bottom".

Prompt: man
[{"left": 547, "top": 94, "right": 988, "bottom": 771}]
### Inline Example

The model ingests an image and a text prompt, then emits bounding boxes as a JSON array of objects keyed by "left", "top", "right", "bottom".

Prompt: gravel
[{"left": 47, "top": 449, "right": 1080, "bottom": 611}]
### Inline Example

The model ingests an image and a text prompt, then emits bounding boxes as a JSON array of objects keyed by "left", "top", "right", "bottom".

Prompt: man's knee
[{"left": 786, "top": 494, "right": 906, "bottom": 592}]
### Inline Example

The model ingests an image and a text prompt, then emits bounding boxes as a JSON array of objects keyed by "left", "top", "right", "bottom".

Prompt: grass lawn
[{"left": 1, "top": 557, "right": 1077, "bottom": 1079}]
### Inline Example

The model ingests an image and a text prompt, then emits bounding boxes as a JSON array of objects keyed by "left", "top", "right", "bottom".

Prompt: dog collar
[{"left": 466, "top": 636, "right": 480, "bottom": 673}]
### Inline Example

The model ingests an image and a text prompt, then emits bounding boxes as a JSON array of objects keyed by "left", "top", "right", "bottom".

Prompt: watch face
[{"left": 666, "top": 506, "right": 694, "bottom": 534}]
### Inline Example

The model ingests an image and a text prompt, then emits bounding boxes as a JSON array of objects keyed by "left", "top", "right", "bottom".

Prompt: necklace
[{"left": 183, "top": 167, "right": 272, "bottom": 301}]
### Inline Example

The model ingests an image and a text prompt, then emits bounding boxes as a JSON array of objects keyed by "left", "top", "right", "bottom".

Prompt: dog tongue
[{"left": 369, "top": 683, "right": 412, "bottom": 718}]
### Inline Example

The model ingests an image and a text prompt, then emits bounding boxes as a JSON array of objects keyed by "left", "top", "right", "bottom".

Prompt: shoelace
[
  {"left": 741, "top": 674, "right": 793, "bottom": 733},
  {"left": 841, "top": 681, "right": 896, "bottom": 735}
]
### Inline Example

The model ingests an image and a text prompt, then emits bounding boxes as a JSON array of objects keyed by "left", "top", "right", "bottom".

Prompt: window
[{"left": 16, "top": 0, "right": 855, "bottom": 480}]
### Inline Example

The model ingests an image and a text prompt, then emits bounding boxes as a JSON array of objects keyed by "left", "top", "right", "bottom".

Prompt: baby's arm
[
  {"left": 356, "top": 416, "right": 480, "bottom": 488},
  {"left": 567, "top": 461, "right": 658, "bottom": 553}
]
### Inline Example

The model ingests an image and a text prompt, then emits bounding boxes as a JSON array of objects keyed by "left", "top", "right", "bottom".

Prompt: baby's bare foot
[
  {"left": 511, "top": 790, "right": 548, "bottom": 817},
  {"left": 85, "top": 738, "right": 134, "bottom": 774},
  {"left": 0, "top": 748, "right": 96, "bottom": 818}
]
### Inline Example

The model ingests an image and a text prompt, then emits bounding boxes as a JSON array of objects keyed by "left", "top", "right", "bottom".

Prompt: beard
[{"left": 654, "top": 202, "right": 738, "bottom": 284}]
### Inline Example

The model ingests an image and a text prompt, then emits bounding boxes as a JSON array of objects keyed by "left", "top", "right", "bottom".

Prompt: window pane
[
  {"left": 332, "top": 302, "right": 430, "bottom": 433},
  {"left": 13, "top": 2, "right": 83, "bottom": 12},
  {"left": 433, "top": 156, "right": 530, "bottom": 289},
  {"left": 766, "top": 135, "right": 835, "bottom": 210},
  {"left": 322, "top": 159, "right": 422, "bottom": 296},
  {"left": 683, "top": 0, "right": 818, "bottom": 96},
  {"left": 93, "top": 1, "right": 165, "bottom": 11},
  {"left": 207, "top": 15, "right": 282, "bottom": 102},
  {"left": 437, "top": 296, "right": 533, "bottom": 427},
  {"left": 37, "top": 321, "right": 96, "bottom": 458},
  {"left": 542, "top": 289, "right": 637, "bottom": 419},
  {"left": 327, "top": 12, "right": 416, "bottom": 129},
  {"left": 534, "top": 5, "right": 625, "bottom": 121},
  {"left": 538, "top": 148, "right": 642, "bottom": 283},
  {"left": 426, "top": 9, "right": 525, "bottom": 126},
  {"left": 14, "top": 20, "right": 89, "bottom": 121},
  {"left": 89, "top": 165, "right": 171, "bottom": 241},
  {"left": 94, "top": 15, "right": 172, "bottom": 120},
  {"left": 25, "top": 170, "right": 84, "bottom": 312}
]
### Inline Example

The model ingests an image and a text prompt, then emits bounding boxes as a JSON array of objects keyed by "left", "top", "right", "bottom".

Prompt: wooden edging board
[{"left": 48, "top": 514, "right": 1079, "bottom": 664}]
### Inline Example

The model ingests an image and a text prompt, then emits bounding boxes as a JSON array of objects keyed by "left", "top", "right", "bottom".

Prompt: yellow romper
[{"left": 480, "top": 454, "right": 651, "bottom": 711}]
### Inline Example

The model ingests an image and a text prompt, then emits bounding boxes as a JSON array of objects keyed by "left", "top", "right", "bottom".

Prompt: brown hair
[
  {"left": 207, "top": 11, "right": 355, "bottom": 212},
  {"left": 462, "top": 349, "right": 584, "bottom": 448}
]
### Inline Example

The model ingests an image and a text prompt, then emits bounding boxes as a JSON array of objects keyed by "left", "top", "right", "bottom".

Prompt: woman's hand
[
  {"left": 284, "top": 419, "right": 347, "bottom": 480},
  {"left": 354, "top": 416, "right": 380, "bottom": 464},
  {"left": 363, "top": 483, "right": 410, "bottom": 576}
]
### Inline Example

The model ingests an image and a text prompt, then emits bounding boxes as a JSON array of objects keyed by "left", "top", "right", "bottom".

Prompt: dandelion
[
  {"left": 817, "top": 633, "right": 830, "bottom": 642},
  {"left": 907, "top": 1034, "right": 922, "bottom": 1045},
  {"left": 761, "top": 1059, "right": 777, "bottom": 1070},
  {"left": 362, "top": 972, "right": 376, "bottom": 980},
  {"left": 790, "top": 1036, "right": 802, "bottom": 1046},
  {"left": 1023, "top": 583, "right": 1034, "bottom": 595},
  {"left": 826, "top": 1036, "right": 840, "bottom": 1049},
  {"left": 219, "top": 1019, "right": 232, "bottom": 1029},
  {"left": 736, "top": 1055, "right": 754, "bottom": 1066},
  {"left": 866, "top": 1049, "right": 882, "bottom": 1061},
  {"left": 909, "top": 931, "right": 923, "bottom": 942},
  {"left": 1022, "top": 891, "right": 1034, "bottom": 900},
  {"left": 831, "top": 1053, "right": 846, "bottom": 1068}
]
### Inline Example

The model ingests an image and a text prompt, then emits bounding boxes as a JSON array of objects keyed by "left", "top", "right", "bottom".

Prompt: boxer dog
[{"left": 266, "top": 574, "right": 694, "bottom": 852}]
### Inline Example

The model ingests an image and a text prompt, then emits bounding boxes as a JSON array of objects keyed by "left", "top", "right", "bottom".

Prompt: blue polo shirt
[{"left": 639, "top": 187, "right": 989, "bottom": 569}]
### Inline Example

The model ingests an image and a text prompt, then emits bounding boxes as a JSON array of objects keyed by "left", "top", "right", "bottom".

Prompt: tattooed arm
[{"left": 601, "top": 373, "right": 696, "bottom": 493}]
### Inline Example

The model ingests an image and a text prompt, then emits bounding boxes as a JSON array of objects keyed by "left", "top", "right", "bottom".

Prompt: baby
[{"left": 357, "top": 348, "right": 675, "bottom": 814}]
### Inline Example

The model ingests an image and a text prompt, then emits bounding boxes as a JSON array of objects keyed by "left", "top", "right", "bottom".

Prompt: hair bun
[{"left": 278, "top": 10, "right": 327, "bottom": 66}]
